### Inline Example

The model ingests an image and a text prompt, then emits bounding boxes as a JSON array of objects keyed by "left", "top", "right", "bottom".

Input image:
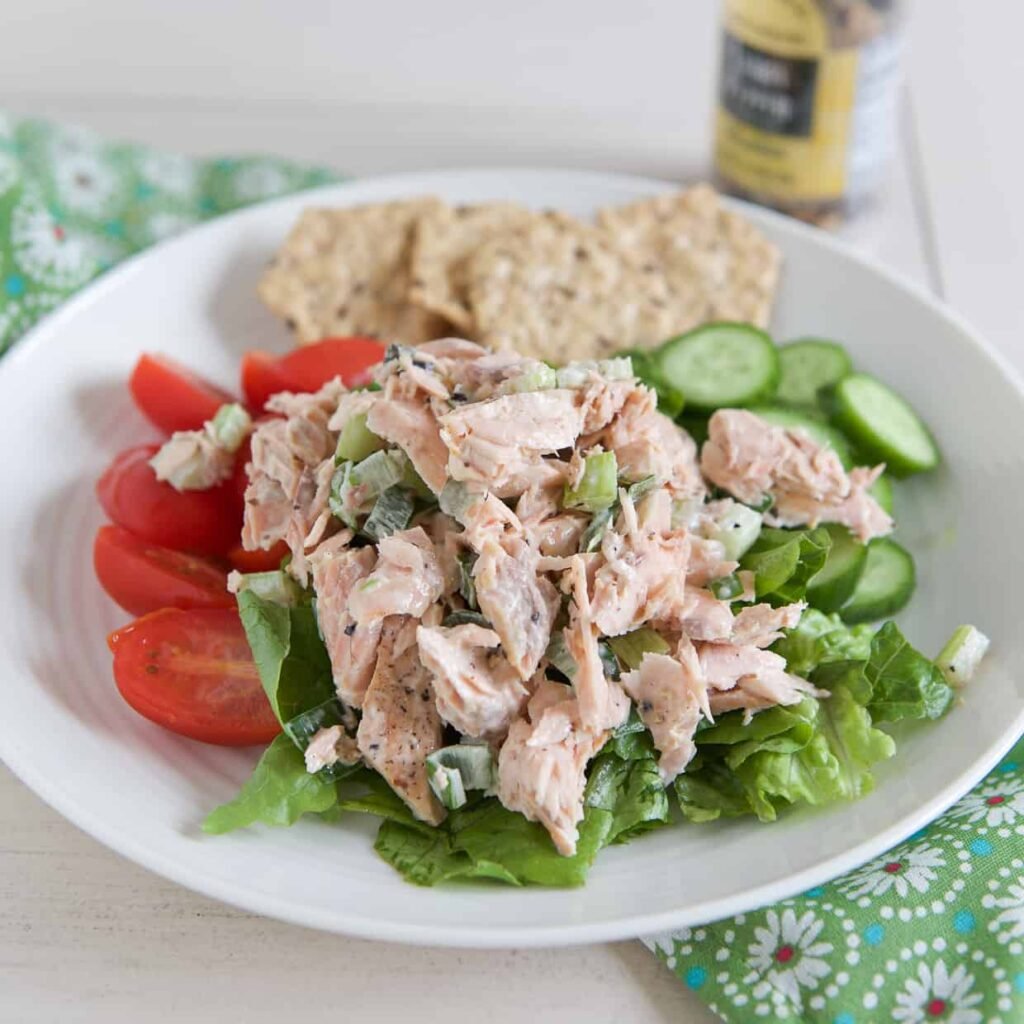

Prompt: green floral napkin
[
  {"left": 2, "top": 114, "right": 1022, "bottom": 1024},
  {"left": 0, "top": 114, "right": 339, "bottom": 352},
  {"left": 647, "top": 741, "right": 1024, "bottom": 1023}
]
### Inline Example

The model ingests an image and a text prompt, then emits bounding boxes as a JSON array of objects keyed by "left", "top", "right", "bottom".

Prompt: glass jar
[{"left": 713, "top": 0, "right": 906, "bottom": 227}]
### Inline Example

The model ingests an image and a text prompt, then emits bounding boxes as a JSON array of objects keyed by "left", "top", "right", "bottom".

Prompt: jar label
[{"left": 715, "top": 0, "right": 901, "bottom": 206}]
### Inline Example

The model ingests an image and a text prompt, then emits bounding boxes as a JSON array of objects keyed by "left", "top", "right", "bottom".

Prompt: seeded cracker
[
  {"left": 464, "top": 213, "right": 680, "bottom": 362},
  {"left": 596, "top": 184, "right": 781, "bottom": 330},
  {"left": 408, "top": 202, "right": 542, "bottom": 334},
  {"left": 258, "top": 198, "right": 449, "bottom": 344}
]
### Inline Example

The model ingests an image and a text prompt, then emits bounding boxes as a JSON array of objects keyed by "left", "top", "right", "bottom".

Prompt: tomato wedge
[
  {"left": 276, "top": 337, "right": 385, "bottom": 390},
  {"left": 97, "top": 445, "right": 241, "bottom": 557},
  {"left": 241, "top": 337, "right": 385, "bottom": 410},
  {"left": 130, "top": 353, "right": 236, "bottom": 434},
  {"left": 94, "top": 525, "right": 233, "bottom": 616},
  {"left": 226, "top": 541, "right": 289, "bottom": 574},
  {"left": 108, "top": 608, "right": 279, "bottom": 746},
  {"left": 240, "top": 350, "right": 290, "bottom": 413}
]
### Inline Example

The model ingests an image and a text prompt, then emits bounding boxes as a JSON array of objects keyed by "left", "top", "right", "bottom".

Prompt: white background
[{"left": 2, "top": 2, "right": 1021, "bottom": 1021}]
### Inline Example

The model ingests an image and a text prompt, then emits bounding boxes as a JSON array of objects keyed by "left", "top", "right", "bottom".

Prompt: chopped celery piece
[
  {"left": 426, "top": 744, "right": 497, "bottom": 809},
  {"left": 555, "top": 356, "right": 633, "bottom": 389},
  {"left": 428, "top": 763, "right": 466, "bottom": 810},
  {"left": 935, "top": 625, "right": 990, "bottom": 687},
  {"left": 336, "top": 412, "right": 386, "bottom": 463},
  {"left": 331, "top": 450, "right": 409, "bottom": 527},
  {"left": 706, "top": 502, "right": 763, "bottom": 561},
  {"left": 352, "top": 449, "right": 408, "bottom": 493},
  {"left": 232, "top": 570, "right": 302, "bottom": 607},
  {"left": 401, "top": 461, "right": 434, "bottom": 501},
  {"left": 564, "top": 451, "right": 618, "bottom": 512},
  {"left": 671, "top": 497, "right": 704, "bottom": 531},
  {"left": 283, "top": 698, "right": 360, "bottom": 779},
  {"left": 328, "top": 462, "right": 356, "bottom": 525},
  {"left": 579, "top": 505, "right": 613, "bottom": 553},
  {"left": 607, "top": 629, "right": 671, "bottom": 671},
  {"left": 362, "top": 486, "right": 415, "bottom": 541},
  {"left": 709, "top": 574, "right": 743, "bottom": 601},
  {"left": 439, "top": 480, "right": 476, "bottom": 524},
  {"left": 457, "top": 551, "right": 478, "bottom": 609},
  {"left": 626, "top": 475, "right": 658, "bottom": 504},
  {"left": 210, "top": 403, "right": 252, "bottom": 453},
  {"left": 506, "top": 362, "right": 558, "bottom": 393}
]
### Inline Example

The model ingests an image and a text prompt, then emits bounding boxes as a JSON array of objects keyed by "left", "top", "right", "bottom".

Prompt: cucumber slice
[
  {"left": 657, "top": 323, "right": 779, "bottom": 411},
  {"left": 832, "top": 373, "right": 940, "bottom": 477},
  {"left": 840, "top": 538, "right": 915, "bottom": 624},
  {"left": 777, "top": 338, "right": 853, "bottom": 407},
  {"left": 747, "top": 405, "right": 854, "bottom": 468},
  {"left": 807, "top": 524, "right": 868, "bottom": 612},
  {"left": 870, "top": 473, "right": 894, "bottom": 515}
]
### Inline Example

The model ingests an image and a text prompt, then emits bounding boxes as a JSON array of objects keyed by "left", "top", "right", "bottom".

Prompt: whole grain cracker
[
  {"left": 408, "top": 202, "right": 542, "bottom": 333},
  {"left": 596, "top": 183, "right": 781, "bottom": 330},
  {"left": 464, "top": 213, "right": 680, "bottom": 362},
  {"left": 258, "top": 198, "right": 449, "bottom": 344}
]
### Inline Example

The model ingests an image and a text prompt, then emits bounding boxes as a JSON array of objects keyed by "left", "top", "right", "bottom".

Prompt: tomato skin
[
  {"left": 227, "top": 541, "right": 289, "bottom": 573},
  {"left": 130, "top": 353, "right": 236, "bottom": 434},
  {"left": 276, "top": 337, "right": 385, "bottom": 391},
  {"left": 241, "top": 350, "right": 290, "bottom": 413},
  {"left": 97, "top": 445, "right": 241, "bottom": 557},
  {"left": 94, "top": 525, "right": 234, "bottom": 616},
  {"left": 108, "top": 608, "right": 279, "bottom": 746},
  {"left": 242, "top": 337, "right": 385, "bottom": 412}
]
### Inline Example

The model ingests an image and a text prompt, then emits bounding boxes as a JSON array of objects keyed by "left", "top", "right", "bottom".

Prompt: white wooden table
[{"left": 1, "top": 3, "right": 1019, "bottom": 1021}]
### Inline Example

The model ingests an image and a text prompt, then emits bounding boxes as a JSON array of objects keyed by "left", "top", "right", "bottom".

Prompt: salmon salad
[{"left": 99, "top": 329, "right": 989, "bottom": 888}]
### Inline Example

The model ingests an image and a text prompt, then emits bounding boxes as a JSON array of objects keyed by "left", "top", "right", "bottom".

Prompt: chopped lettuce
[
  {"left": 202, "top": 734, "right": 340, "bottom": 834},
  {"left": 607, "top": 628, "right": 671, "bottom": 671},
  {"left": 741, "top": 526, "right": 831, "bottom": 604},
  {"left": 771, "top": 608, "right": 874, "bottom": 677},
  {"left": 608, "top": 708, "right": 658, "bottom": 760},
  {"left": 588, "top": 751, "right": 670, "bottom": 844},
  {"left": 372, "top": 821, "right": 508, "bottom": 887},
  {"left": 863, "top": 621, "right": 955, "bottom": 722},
  {"left": 676, "top": 670, "right": 895, "bottom": 824}
]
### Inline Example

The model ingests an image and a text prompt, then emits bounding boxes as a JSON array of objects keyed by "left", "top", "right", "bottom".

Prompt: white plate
[{"left": 1, "top": 169, "right": 1022, "bottom": 948}]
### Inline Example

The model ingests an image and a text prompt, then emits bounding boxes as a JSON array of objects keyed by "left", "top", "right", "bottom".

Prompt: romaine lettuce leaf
[
  {"left": 365, "top": 739, "right": 670, "bottom": 887},
  {"left": 586, "top": 751, "right": 670, "bottom": 844},
  {"left": 741, "top": 526, "right": 831, "bottom": 604},
  {"left": 607, "top": 708, "right": 658, "bottom": 760},
  {"left": 446, "top": 798, "right": 613, "bottom": 887},
  {"left": 371, "top": 822, "right": 470, "bottom": 886},
  {"left": 237, "top": 590, "right": 336, "bottom": 724},
  {"left": 202, "top": 733, "right": 339, "bottom": 834},
  {"left": 863, "top": 621, "right": 954, "bottom": 722},
  {"left": 677, "top": 674, "right": 894, "bottom": 823},
  {"left": 674, "top": 760, "right": 756, "bottom": 822},
  {"left": 771, "top": 608, "right": 874, "bottom": 677}
]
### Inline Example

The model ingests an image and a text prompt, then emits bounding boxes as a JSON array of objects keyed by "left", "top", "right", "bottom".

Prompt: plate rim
[{"left": 2, "top": 166, "right": 1023, "bottom": 948}]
